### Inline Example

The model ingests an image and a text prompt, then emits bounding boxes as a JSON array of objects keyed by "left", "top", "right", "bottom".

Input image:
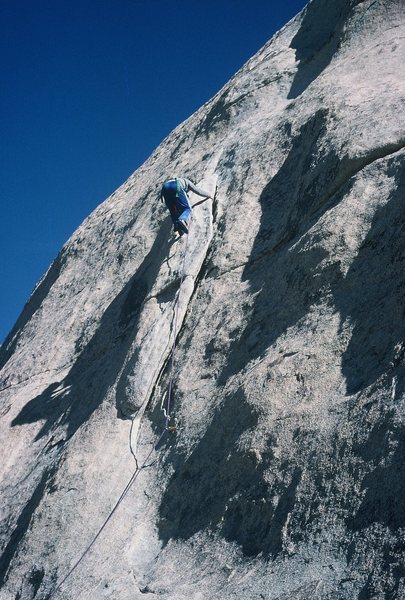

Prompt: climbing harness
[{"left": 49, "top": 217, "right": 192, "bottom": 598}]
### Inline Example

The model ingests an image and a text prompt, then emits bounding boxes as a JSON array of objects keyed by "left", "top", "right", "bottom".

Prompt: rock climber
[{"left": 160, "top": 177, "right": 212, "bottom": 235}]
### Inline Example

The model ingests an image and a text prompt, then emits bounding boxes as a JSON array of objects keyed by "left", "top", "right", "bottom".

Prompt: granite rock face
[{"left": 1, "top": 0, "right": 405, "bottom": 598}]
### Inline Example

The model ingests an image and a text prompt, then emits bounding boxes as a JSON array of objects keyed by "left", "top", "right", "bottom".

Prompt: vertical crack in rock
[
  {"left": 117, "top": 176, "right": 218, "bottom": 457},
  {"left": 1, "top": 1, "right": 405, "bottom": 598}
]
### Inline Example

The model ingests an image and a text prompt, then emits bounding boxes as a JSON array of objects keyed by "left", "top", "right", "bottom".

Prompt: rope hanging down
[
  {"left": 49, "top": 222, "right": 192, "bottom": 598},
  {"left": 161, "top": 219, "right": 192, "bottom": 430}
]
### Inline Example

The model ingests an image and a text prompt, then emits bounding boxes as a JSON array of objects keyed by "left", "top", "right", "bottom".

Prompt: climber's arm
[{"left": 184, "top": 179, "right": 212, "bottom": 198}]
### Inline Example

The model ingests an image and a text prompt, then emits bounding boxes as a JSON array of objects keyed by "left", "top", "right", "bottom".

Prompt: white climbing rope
[
  {"left": 48, "top": 427, "right": 167, "bottom": 598},
  {"left": 49, "top": 221, "right": 193, "bottom": 598},
  {"left": 161, "top": 219, "right": 192, "bottom": 429}
]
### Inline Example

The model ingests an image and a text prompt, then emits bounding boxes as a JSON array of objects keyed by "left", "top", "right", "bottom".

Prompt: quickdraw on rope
[{"left": 49, "top": 219, "right": 192, "bottom": 598}]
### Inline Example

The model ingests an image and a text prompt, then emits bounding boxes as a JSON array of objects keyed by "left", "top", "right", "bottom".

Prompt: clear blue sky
[{"left": 0, "top": 0, "right": 307, "bottom": 344}]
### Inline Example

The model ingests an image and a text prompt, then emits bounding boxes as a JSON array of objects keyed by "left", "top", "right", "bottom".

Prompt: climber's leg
[
  {"left": 176, "top": 189, "right": 192, "bottom": 225},
  {"left": 164, "top": 197, "right": 180, "bottom": 224},
  {"left": 162, "top": 180, "right": 180, "bottom": 226}
]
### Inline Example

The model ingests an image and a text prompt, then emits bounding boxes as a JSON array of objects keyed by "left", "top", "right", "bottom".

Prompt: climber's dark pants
[{"left": 162, "top": 180, "right": 192, "bottom": 224}]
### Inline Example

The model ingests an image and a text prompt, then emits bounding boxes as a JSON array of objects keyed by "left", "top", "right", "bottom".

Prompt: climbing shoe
[
  {"left": 177, "top": 220, "right": 189, "bottom": 234},
  {"left": 173, "top": 223, "right": 184, "bottom": 237}
]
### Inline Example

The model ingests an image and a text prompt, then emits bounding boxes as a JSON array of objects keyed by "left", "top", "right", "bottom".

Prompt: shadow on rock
[
  {"left": 288, "top": 0, "right": 360, "bottom": 99},
  {"left": 159, "top": 391, "right": 301, "bottom": 557},
  {"left": 11, "top": 221, "right": 173, "bottom": 441},
  {"left": 0, "top": 467, "right": 55, "bottom": 588},
  {"left": 350, "top": 421, "right": 405, "bottom": 531},
  {"left": 217, "top": 110, "right": 345, "bottom": 383},
  {"left": 334, "top": 156, "right": 405, "bottom": 394},
  {"left": 347, "top": 410, "right": 405, "bottom": 597}
]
